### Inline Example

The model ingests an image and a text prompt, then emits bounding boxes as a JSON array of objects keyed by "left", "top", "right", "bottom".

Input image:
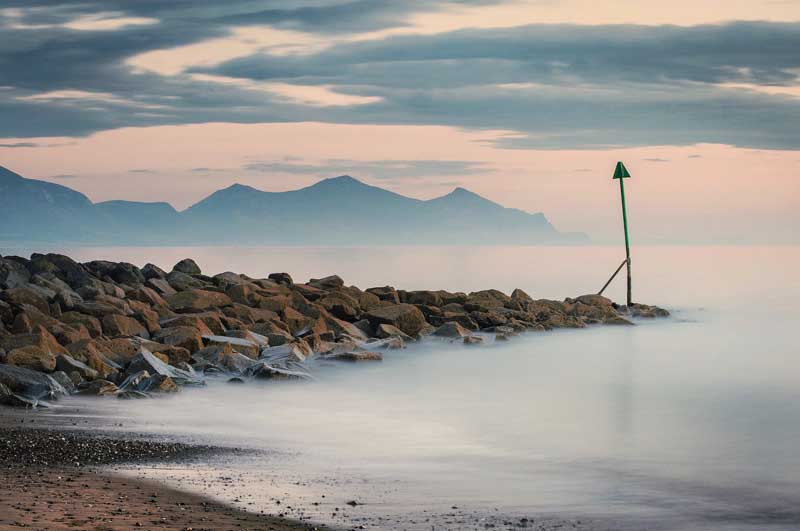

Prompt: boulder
[
  {"left": 433, "top": 322, "right": 471, "bottom": 338},
  {"left": 66, "top": 340, "right": 122, "bottom": 379},
  {"left": 629, "top": 303, "right": 670, "bottom": 318},
  {"left": 603, "top": 314, "right": 634, "bottom": 325},
  {"left": 172, "top": 258, "right": 202, "bottom": 275},
  {"left": 0, "top": 257, "right": 32, "bottom": 288},
  {"left": 73, "top": 300, "right": 126, "bottom": 318},
  {"left": 125, "top": 349, "right": 203, "bottom": 386},
  {"left": 166, "top": 271, "right": 203, "bottom": 292},
  {"left": 1, "top": 327, "right": 69, "bottom": 357},
  {"left": 463, "top": 335, "right": 485, "bottom": 345},
  {"left": 202, "top": 335, "right": 260, "bottom": 359},
  {"left": 260, "top": 342, "right": 313, "bottom": 364},
  {"left": 6, "top": 345, "right": 57, "bottom": 372},
  {"left": 153, "top": 326, "right": 205, "bottom": 353},
  {"left": 375, "top": 323, "right": 413, "bottom": 341},
  {"left": 573, "top": 294, "right": 614, "bottom": 307},
  {"left": 55, "top": 353, "right": 99, "bottom": 381},
  {"left": 226, "top": 284, "right": 260, "bottom": 306},
  {"left": 0, "top": 363, "right": 67, "bottom": 401},
  {"left": 129, "top": 286, "right": 168, "bottom": 308},
  {"left": 78, "top": 379, "right": 118, "bottom": 396},
  {"left": 319, "top": 294, "right": 359, "bottom": 321},
  {"left": 60, "top": 312, "right": 103, "bottom": 338},
  {"left": 464, "top": 290, "right": 510, "bottom": 312},
  {"left": 324, "top": 351, "right": 383, "bottom": 362},
  {"left": 366, "top": 304, "right": 427, "bottom": 337},
  {"left": 159, "top": 313, "right": 218, "bottom": 335},
  {"left": 142, "top": 263, "right": 167, "bottom": 280},
  {"left": 1, "top": 286, "right": 51, "bottom": 315},
  {"left": 366, "top": 286, "right": 400, "bottom": 304},
  {"left": 309, "top": 275, "right": 344, "bottom": 290},
  {"left": 292, "top": 283, "right": 325, "bottom": 301},
  {"left": 82, "top": 260, "right": 117, "bottom": 278},
  {"left": 147, "top": 277, "right": 177, "bottom": 296},
  {"left": 49, "top": 370, "right": 76, "bottom": 394},
  {"left": 406, "top": 291, "right": 443, "bottom": 307},
  {"left": 166, "top": 289, "right": 232, "bottom": 313},
  {"left": 110, "top": 262, "right": 144, "bottom": 286},
  {"left": 0, "top": 382, "right": 39, "bottom": 407},
  {"left": 247, "top": 361, "right": 312, "bottom": 381},
  {"left": 258, "top": 295, "right": 290, "bottom": 312},
  {"left": 437, "top": 312, "right": 479, "bottom": 330},
  {"left": 102, "top": 314, "right": 150, "bottom": 339},
  {"left": 268, "top": 272, "right": 293, "bottom": 286},
  {"left": 325, "top": 315, "right": 369, "bottom": 341}
]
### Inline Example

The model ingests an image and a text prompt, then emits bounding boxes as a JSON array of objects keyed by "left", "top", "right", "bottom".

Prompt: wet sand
[{"left": 0, "top": 425, "right": 333, "bottom": 531}]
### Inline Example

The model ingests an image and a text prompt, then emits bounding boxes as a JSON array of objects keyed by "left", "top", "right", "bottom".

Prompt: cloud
[
  {"left": 688, "top": 154, "right": 703, "bottom": 158},
  {"left": 243, "top": 158, "right": 493, "bottom": 179},
  {"left": 0, "top": 2, "right": 799, "bottom": 150},
  {"left": 49, "top": 173, "right": 78, "bottom": 179},
  {"left": 644, "top": 158, "right": 670, "bottom": 163},
  {"left": 128, "top": 168, "right": 156, "bottom": 173}
]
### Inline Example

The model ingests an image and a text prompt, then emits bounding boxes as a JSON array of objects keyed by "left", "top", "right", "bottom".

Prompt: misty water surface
[{"left": 7, "top": 245, "right": 799, "bottom": 530}]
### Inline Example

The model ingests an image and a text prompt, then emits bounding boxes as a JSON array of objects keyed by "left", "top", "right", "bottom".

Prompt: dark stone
[
  {"left": 142, "top": 263, "right": 168, "bottom": 280},
  {"left": 0, "top": 363, "right": 68, "bottom": 402},
  {"left": 172, "top": 258, "right": 202, "bottom": 275},
  {"left": 268, "top": 272, "right": 293, "bottom": 285}
]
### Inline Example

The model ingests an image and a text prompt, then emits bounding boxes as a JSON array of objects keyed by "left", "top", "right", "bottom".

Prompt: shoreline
[{"left": 0, "top": 424, "right": 336, "bottom": 531}]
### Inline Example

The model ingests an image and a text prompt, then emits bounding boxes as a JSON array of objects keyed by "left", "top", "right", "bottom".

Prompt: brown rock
[
  {"left": 258, "top": 295, "right": 290, "bottom": 312},
  {"left": 102, "top": 314, "right": 150, "bottom": 339},
  {"left": 366, "top": 286, "right": 400, "bottom": 304},
  {"left": 129, "top": 286, "right": 168, "bottom": 308},
  {"left": 59, "top": 312, "right": 101, "bottom": 338},
  {"left": 406, "top": 291, "right": 444, "bottom": 307},
  {"left": 433, "top": 322, "right": 471, "bottom": 338},
  {"left": 78, "top": 379, "right": 118, "bottom": 396},
  {"left": 55, "top": 353, "right": 99, "bottom": 381},
  {"left": 146, "top": 277, "right": 177, "bottom": 296},
  {"left": 309, "top": 275, "right": 344, "bottom": 290},
  {"left": 153, "top": 326, "right": 205, "bottom": 353},
  {"left": 365, "top": 304, "right": 427, "bottom": 337},
  {"left": 319, "top": 293, "right": 359, "bottom": 321},
  {"left": 159, "top": 313, "right": 218, "bottom": 335},
  {"left": 7, "top": 345, "right": 57, "bottom": 372},
  {"left": 1, "top": 327, "right": 68, "bottom": 357},
  {"left": 1, "top": 286, "right": 51, "bottom": 315},
  {"left": 324, "top": 351, "right": 383, "bottom": 362},
  {"left": 166, "top": 289, "right": 232, "bottom": 313},
  {"left": 375, "top": 323, "right": 413, "bottom": 341},
  {"left": 226, "top": 284, "right": 260, "bottom": 306}
]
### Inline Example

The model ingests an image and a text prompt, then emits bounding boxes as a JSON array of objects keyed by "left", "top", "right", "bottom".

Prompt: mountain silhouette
[{"left": 0, "top": 167, "right": 588, "bottom": 244}]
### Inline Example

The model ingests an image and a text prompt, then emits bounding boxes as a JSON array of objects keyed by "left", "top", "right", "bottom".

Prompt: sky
[{"left": 0, "top": 0, "right": 799, "bottom": 243}]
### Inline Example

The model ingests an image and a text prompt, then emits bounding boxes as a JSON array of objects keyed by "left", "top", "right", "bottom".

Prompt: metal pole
[
  {"left": 619, "top": 176, "right": 632, "bottom": 306},
  {"left": 598, "top": 258, "right": 628, "bottom": 296}
]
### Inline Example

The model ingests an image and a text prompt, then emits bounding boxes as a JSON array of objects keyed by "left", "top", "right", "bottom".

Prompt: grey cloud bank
[{"left": 0, "top": 2, "right": 798, "bottom": 149}]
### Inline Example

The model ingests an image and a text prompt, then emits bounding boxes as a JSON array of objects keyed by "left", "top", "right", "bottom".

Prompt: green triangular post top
[{"left": 613, "top": 161, "right": 631, "bottom": 179}]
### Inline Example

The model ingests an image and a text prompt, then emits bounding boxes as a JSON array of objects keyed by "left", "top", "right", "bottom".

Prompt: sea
[{"left": 3, "top": 244, "right": 798, "bottom": 530}]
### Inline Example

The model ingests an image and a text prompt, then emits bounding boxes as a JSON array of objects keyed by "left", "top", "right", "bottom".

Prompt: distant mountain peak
[
  {"left": 309, "top": 175, "right": 366, "bottom": 189},
  {"left": 223, "top": 182, "right": 260, "bottom": 193},
  {"left": 432, "top": 186, "right": 496, "bottom": 205},
  {"left": 0, "top": 165, "right": 24, "bottom": 182}
]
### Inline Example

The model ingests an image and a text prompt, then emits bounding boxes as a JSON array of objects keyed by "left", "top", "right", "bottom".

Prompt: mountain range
[{"left": 0, "top": 166, "right": 587, "bottom": 245}]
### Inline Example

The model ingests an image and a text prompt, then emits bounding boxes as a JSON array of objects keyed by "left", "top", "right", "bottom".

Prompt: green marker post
[{"left": 613, "top": 161, "right": 632, "bottom": 306}]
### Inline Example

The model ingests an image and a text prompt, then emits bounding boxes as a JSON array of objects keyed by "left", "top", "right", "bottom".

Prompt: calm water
[{"left": 7, "top": 245, "right": 800, "bottom": 530}]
